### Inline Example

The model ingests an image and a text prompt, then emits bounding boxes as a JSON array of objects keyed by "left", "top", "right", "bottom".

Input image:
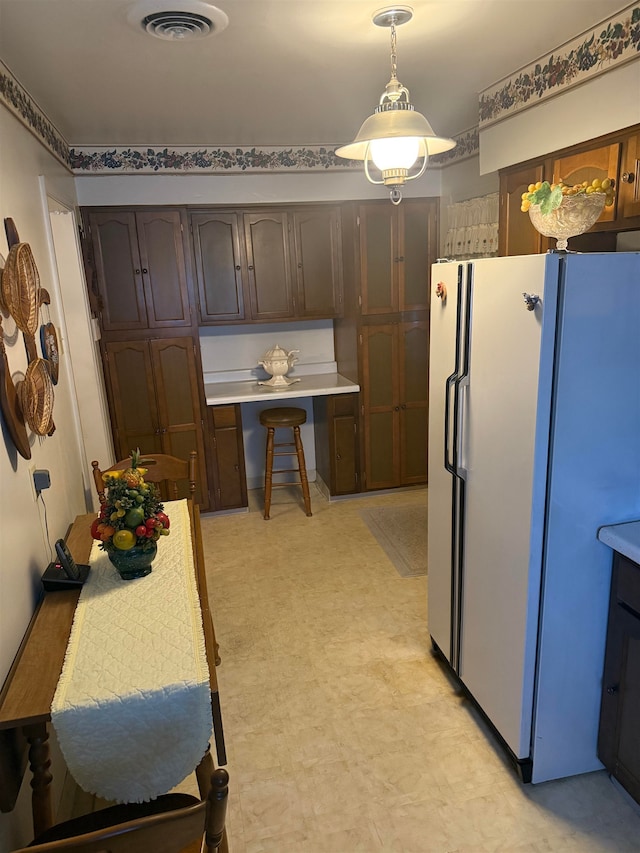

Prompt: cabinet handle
[
  {"left": 394, "top": 257, "right": 399, "bottom": 263},
  {"left": 394, "top": 406, "right": 400, "bottom": 411},
  {"left": 235, "top": 265, "right": 241, "bottom": 271},
  {"left": 154, "top": 428, "right": 161, "bottom": 435},
  {"left": 336, "top": 453, "right": 342, "bottom": 461},
  {"left": 606, "top": 684, "right": 619, "bottom": 695},
  {"left": 298, "top": 262, "right": 303, "bottom": 269},
  {"left": 398, "top": 256, "right": 405, "bottom": 262},
  {"left": 622, "top": 172, "right": 635, "bottom": 183},
  {"left": 234, "top": 464, "right": 239, "bottom": 471},
  {"left": 135, "top": 268, "right": 141, "bottom": 275},
  {"left": 401, "top": 403, "right": 407, "bottom": 410},
  {"left": 247, "top": 265, "right": 254, "bottom": 271},
  {"left": 142, "top": 268, "right": 148, "bottom": 274}
]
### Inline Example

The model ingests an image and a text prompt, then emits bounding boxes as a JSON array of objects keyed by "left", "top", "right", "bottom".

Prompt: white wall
[
  {"left": 74, "top": 167, "right": 442, "bottom": 207},
  {"left": 0, "top": 108, "right": 104, "bottom": 850},
  {"left": 480, "top": 61, "right": 640, "bottom": 174}
]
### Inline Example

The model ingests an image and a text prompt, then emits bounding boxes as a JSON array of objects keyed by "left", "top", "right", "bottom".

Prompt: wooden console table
[{"left": 0, "top": 501, "right": 225, "bottom": 837}]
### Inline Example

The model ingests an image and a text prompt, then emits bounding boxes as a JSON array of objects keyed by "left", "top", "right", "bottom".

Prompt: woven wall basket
[
  {"left": 1, "top": 243, "right": 40, "bottom": 337},
  {"left": 18, "top": 358, "right": 54, "bottom": 436}
]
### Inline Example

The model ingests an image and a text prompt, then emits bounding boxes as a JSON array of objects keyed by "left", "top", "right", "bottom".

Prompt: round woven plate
[
  {"left": 17, "top": 358, "right": 54, "bottom": 436},
  {"left": 1, "top": 243, "right": 40, "bottom": 337}
]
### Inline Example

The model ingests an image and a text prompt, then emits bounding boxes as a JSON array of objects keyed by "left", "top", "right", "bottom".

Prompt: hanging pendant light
[{"left": 336, "top": 6, "right": 456, "bottom": 204}]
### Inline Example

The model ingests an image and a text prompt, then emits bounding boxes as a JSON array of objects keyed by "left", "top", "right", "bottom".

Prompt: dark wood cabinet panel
[
  {"left": 399, "top": 321, "right": 428, "bottom": 484},
  {"left": 137, "top": 211, "right": 191, "bottom": 327},
  {"left": 399, "top": 201, "right": 435, "bottom": 311},
  {"left": 103, "top": 337, "right": 210, "bottom": 510},
  {"left": 499, "top": 164, "right": 545, "bottom": 257},
  {"left": 313, "top": 393, "right": 359, "bottom": 496},
  {"left": 191, "top": 211, "right": 246, "bottom": 322},
  {"left": 244, "top": 210, "right": 294, "bottom": 320},
  {"left": 359, "top": 200, "right": 435, "bottom": 315},
  {"left": 292, "top": 207, "right": 343, "bottom": 318},
  {"left": 359, "top": 204, "right": 395, "bottom": 314},
  {"left": 88, "top": 209, "right": 191, "bottom": 330},
  {"left": 620, "top": 132, "right": 640, "bottom": 220},
  {"left": 361, "top": 321, "right": 428, "bottom": 490},
  {"left": 208, "top": 404, "right": 247, "bottom": 510},
  {"left": 599, "top": 553, "right": 640, "bottom": 806},
  {"left": 88, "top": 211, "right": 147, "bottom": 331},
  {"left": 104, "top": 340, "right": 162, "bottom": 455}
]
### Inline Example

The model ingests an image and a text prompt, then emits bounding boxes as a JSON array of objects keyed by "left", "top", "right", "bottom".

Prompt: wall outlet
[{"left": 31, "top": 467, "right": 51, "bottom": 498}]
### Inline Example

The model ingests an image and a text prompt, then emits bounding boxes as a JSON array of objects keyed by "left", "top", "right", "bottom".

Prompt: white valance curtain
[{"left": 443, "top": 193, "right": 499, "bottom": 259}]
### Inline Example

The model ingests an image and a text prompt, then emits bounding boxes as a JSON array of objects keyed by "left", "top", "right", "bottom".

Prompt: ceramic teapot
[{"left": 258, "top": 344, "right": 300, "bottom": 387}]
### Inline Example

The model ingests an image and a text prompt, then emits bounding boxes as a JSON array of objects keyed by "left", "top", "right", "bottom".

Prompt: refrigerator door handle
[
  {"left": 444, "top": 371, "right": 458, "bottom": 475},
  {"left": 456, "top": 375, "right": 469, "bottom": 479}
]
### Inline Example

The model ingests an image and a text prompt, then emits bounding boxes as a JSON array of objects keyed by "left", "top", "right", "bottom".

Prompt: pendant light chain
[{"left": 390, "top": 21, "right": 398, "bottom": 81}]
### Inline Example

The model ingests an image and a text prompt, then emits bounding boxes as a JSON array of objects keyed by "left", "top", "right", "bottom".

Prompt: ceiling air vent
[{"left": 128, "top": 0, "right": 229, "bottom": 41}]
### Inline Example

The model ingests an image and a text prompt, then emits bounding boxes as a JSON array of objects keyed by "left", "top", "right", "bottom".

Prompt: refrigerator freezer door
[
  {"left": 458, "top": 254, "right": 549, "bottom": 759},
  {"left": 428, "top": 262, "right": 466, "bottom": 662}
]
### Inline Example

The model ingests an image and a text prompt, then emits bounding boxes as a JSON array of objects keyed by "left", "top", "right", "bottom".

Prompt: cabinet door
[
  {"left": 244, "top": 211, "right": 294, "bottom": 320},
  {"left": 620, "top": 133, "right": 640, "bottom": 220},
  {"left": 209, "top": 404, "right": 247, "bottom": 510},
  {"left": 552, "top": 142, "right": 620, "bottom": 224},
  {"left": 359, "top": 204, "right": 395, "bottom": 315},
  {"left": 399, "top": 201, "right": 435, "bottom": 311},
  {"left": 292, "top": 207, "right": 343, "bottom": 318},
  {"left": 399, "top": 321, "right": 428, "bottom": 484},
  {"left": 499, "top": 164, "right": 545, "bottom": 256},
  {"left": 136, "top": 210, "right": 191, "bottom": 327},
  {"left": 150, "top": 337, "right": 209, "bottom": 509},
  {"left": 362, "top": 324, "right": 400, "bottom": 490},
  {"left": 598, "top": 570, "right": 640, "bottom": 804},
  {"left": 103, "top": 341, "right": 163, "bottom": 458},
  {"left": 330, "top": 395, "right": 358, "bottom": 495},
  {"left": 191, "top": 211, "right": 247, "bottom": 323},
  {"left": 89, "top": 211, "right": 148, "bottom": 332}
]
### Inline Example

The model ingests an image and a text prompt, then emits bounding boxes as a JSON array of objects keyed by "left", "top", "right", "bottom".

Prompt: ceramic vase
[{"left": 108, "top": 540, "right": 157, "bottom": 580}]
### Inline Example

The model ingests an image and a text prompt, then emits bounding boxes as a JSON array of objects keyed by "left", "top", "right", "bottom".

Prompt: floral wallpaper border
[
  {"left": 479, "top": 2, "right": 640, "bottom": 128},
  {"left": 68, "top": 129, "right": 478, "bottom": 174},
  {"left": 0, "top": 61, "right": 71, "bottom": 168}
]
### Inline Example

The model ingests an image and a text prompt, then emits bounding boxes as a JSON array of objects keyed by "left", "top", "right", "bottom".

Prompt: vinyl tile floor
[{"left": 193, "top": 485, "right": 640, "bottom": 852}]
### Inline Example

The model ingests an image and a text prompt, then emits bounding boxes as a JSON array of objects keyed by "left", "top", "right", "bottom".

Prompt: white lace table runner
[{"left": 51, "top": 499, "right": 212, "bottom": 803}]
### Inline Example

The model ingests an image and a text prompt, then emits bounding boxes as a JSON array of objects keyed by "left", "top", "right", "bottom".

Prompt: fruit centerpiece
[
  {"left": 91, "top": 449, "right": 170, "bottom": 580},
  {"left": 521, "top": 178, "right": 615, "bottom": 251}
]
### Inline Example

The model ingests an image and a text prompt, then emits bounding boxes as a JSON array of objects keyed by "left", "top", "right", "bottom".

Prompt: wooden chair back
[
  {"left": 92, "top": 451, "right": 197, "bottom": 505},
  {"left": 11, "top": 768, "right": 228, "bottom": 853}
]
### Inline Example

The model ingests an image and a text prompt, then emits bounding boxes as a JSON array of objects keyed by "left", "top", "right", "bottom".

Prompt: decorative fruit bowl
[{"left": 522, "top": 178, "right": 614, "bottom": 251}]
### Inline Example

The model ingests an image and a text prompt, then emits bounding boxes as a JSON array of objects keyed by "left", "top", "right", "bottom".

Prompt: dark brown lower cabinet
[
  {"left": 208, "top": 404, "right": 247, "bottom": 510},
  {"left": 103, "top": 336, "right": 209, "bottom": 509},
  {"left": 361, "top": 320, "right": 428, "bottom": 491},
  {"left": 598, "top": 553, "right": 640, "bottom": 805},
  {"left": 313, "top": 393, "right": 359, "bottom": 496}
]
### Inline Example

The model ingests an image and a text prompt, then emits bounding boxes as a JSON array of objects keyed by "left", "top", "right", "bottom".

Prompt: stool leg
[
  {"left": 264, "top": 426, "right": 274, "bottom": 520},
  {"left": 293, "top": 425, "right": 312, "bottom": 517}
]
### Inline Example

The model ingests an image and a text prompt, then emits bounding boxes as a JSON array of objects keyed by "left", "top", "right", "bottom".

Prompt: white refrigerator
[{"left": 427, "top": 252, "right": 640, "bottom": 783}]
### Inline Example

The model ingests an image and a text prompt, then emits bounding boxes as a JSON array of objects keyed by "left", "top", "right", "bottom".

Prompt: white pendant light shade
[
  {"left": 370, "top": 136, "right": 420, "bottom": 172},
  {"left": 335, "top": 6, "right": 456, "bottom": 203}
]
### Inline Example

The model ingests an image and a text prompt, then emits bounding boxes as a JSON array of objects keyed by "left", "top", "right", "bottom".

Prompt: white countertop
[
  {"left": 598, "top": 520, "right": 640, "bottom": 564},
  {"left": 205, "top": 372, "right": 359, "bottom": 405}
]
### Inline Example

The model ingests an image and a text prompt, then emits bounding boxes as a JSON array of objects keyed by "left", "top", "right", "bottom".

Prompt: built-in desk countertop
[
  {"left": 205, "top": 372, "right": 359, "bottom": 406},
  {"left": 598, "top": 520, "right": 640, "bottom": 564}
]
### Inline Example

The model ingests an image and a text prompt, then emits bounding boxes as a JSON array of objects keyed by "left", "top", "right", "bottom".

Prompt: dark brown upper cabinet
[
  {"left": 359, "top": 199, "right": 434, "bottom": 315},
  {"left": 191, "top": 205, "right": 344, "bottom": 325},
  {"left": 191, "top": 211, "right": 247, "bottom": 323},
  {"left": 291, "top": 206, "right": 343, "bottom": 319},
  {"left": 244, "top": 209, "right": 294, "bottom": 320},
  {"left": 88, "top": 209, "right": 191, "bottom": 332},
  {"left": 499, "top": 163, "right": 546, "bottom": 257}
]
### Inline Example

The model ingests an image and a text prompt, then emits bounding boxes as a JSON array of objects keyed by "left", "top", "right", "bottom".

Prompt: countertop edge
[
  {"left": 598, "top": 520, "right": 640, "bottom": 564},
  {"left": 205, "top": 373, "right": 360, "bottom": 406}
]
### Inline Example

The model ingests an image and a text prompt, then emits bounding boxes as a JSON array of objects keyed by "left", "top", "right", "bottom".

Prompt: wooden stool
[{"left": 259, "top": 407, "right": 312, "bottom": 520}]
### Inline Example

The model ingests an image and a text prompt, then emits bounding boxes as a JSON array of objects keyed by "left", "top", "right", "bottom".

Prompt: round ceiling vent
[{"left": 127, "top": 0, "right": 229, "bottom": 40}]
